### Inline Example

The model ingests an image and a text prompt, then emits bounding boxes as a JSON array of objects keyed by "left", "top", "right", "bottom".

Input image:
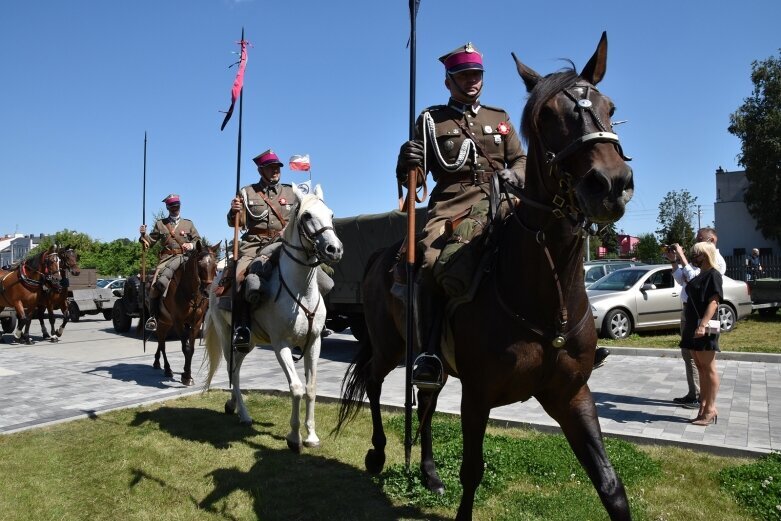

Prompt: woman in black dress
[{"left": 680, "top": 241, "right": 723, "bottom": 426}]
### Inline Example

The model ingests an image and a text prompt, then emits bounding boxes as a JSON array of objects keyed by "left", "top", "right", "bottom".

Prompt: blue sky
[{"left": 1, "top": 1, "right": 779, "bottom": 245}]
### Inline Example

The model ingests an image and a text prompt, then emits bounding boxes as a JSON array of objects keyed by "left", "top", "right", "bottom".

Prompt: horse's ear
[
  {"left": 195, "top": 240, "right": 203, "bottom": 252},
  {"left": 314, "top": 184, "right": 324, "bottom": 200},
  {"left": 211, "top": 241, "right": 221, "bottom": 253},
  {"left": 580, "top": 31, "right": 608, "bottom": 86},
  {"left": 512, "top": 52, "right": 542, "bottom": 93}
]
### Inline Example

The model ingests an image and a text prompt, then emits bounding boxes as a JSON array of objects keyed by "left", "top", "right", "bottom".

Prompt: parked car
[
  {"left": 583, "top": 259, "right": 643, "bottom": 287},
  {"left": 587, "top": 264, "right": 752, "bottom": 339}
]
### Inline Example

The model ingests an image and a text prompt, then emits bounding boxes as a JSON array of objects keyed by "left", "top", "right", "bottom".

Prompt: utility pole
[{"left": 697, "top": 204, "right": 702, "bottom": 230}]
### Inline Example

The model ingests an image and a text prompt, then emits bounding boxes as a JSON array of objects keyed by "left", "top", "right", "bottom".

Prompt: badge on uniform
[
  {"left": 279, "top": 198, "right": 287, "bottom": 205},
  {"left": 494, "top": 135, "right": 502, "bottom": 144},
  {"left": 179, "top": 230, "right": 186, "bottom": 236},
  {"left": 496, "top": 122, "right": 510, "bottom": 135},
  {"left": 483, "top": 125, "right": 493, "bottom": 134},
  {"left": 445, "top": 140, "right": 454, "bottom": 151}
]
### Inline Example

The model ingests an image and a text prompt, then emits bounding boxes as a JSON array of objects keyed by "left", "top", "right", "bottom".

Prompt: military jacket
[
  {"left": 144, "top": 217, "right": 201, "bottom": 263},
  {"left": 415, "top": 99, "right": 526, "bottom": 185},
  {"left": 229, "top": 182, "right": 296, "bottom": 244}
]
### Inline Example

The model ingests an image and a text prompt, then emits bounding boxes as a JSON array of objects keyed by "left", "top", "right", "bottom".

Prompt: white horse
[{"left": 203, "top": 185, "right": 343, "bottom": 451}]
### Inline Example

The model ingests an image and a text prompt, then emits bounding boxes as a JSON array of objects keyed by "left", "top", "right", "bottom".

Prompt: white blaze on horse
[{"left": 203, "top": 185, "right": 343, "bottom": 452}]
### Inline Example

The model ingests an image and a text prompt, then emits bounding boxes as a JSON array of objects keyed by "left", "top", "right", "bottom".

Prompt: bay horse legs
[
  {"left": 538, "top": 386, "right": 631, "bottom": 520},
  {"left": 153, "top": 342, "right": 173, "bottom": 378},
  {"left": 455, "top": 389, "right": 491, "bottom": 521},
  {"left": 181, "top": 323, "right": 195, "bottom": 386},
  {"left": 418, "top": 387, "right": 445, "bottom": 494}
]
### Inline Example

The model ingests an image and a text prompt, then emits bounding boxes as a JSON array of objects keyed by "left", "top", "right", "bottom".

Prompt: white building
[
  {"left": 0, "top": 234, "right": 44, "bottom": 267},
  {"left": 714, "top": 168, "right": 780, "bottom": 257}
]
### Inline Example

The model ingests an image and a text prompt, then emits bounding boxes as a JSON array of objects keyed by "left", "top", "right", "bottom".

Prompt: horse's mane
[{"left": 521, "top": 64, "right": 579, "bottom": 143}]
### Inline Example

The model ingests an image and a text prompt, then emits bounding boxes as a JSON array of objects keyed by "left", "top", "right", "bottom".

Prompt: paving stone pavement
[{"left": 1, "top": 318, "right": 779, "bottom": 457}]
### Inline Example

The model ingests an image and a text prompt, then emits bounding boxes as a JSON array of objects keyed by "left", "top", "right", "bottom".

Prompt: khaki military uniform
[
  {"left": 141, "top": 217, "right": 201, "bottom": 294},
  {"left": 416, "top": 99, "right": 526, "bottom": 274},
  {"left": 229, "top": 181, "right": 296, "bottom": 280}
]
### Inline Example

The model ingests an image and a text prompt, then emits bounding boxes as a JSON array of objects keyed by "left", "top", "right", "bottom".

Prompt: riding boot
[
  {"left": 232, "top": 293, "right": 251, "bottom": 349},
  {"left": 145, "top": 296, "right": 160, "bottom": 332},
  {"left": 244, "top": 273, "right": 264, "bottom": 305},
  {"left": 411, "top": 280, "right": 444, "bottom": 390}
]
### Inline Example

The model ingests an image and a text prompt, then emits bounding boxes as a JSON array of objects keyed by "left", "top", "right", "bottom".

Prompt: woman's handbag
[{"left": 705, "top": 319, "right": 721, "bottom": 335}]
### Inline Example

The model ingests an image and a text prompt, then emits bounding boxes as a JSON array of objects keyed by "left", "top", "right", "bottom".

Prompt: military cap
[
  {"left": 162, "top": 194, "right": 180, "bottom": 206},
  {"left": 252, "top": 149, "right": 284, "bottom": 168},
  {"left": 439, "top": 42, "right": 484, "bottom": 74}
]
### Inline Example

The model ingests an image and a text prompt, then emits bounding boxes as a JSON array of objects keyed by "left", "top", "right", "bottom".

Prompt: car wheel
[
  {"left": 348, "top": 315, "right": 367, "bottom": 342},
  {"left": 603, "top": 309, "right": 632, "bottom": 340},
  {"left": 1, "top": 315, "right": 17, "bottom": 334},
  {"left": 68, "top": 301, "right": 81, "bottom": 322},
  {"left": 718, "top": 303, "right": 737, "bottom": 332},
  {"left": 112, "top": 301, "right": 131, "bottom": 333}
]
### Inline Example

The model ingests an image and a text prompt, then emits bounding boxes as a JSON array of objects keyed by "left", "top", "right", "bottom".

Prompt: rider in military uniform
[
  {"left": 227, "top": 149, "right": 297, "bottom": 347},
  {"left": 396, "top": 43, "right": 527, "bottom": 387},
  {"left": 139, "top": 194, "right": 201, "bottom": 332}
]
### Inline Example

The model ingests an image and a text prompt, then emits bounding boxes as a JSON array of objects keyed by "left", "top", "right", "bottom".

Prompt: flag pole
[
  {"left": 403, "top": 0, "right": 420, "bottom": 470},
  {"left": 228, "top": 27, "right": 246, "bottom": 388},
  {"left": 141, "top": 131, "right": 147, "bottom": 353}
]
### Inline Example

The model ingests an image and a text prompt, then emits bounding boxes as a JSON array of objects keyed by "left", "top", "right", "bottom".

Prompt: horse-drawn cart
[
  {"left": 750, "top": 278, "right": 781, "bottom": 316},
  {"left": 0, "top": 307, "right": 17, "bottom": 334},
  {"left": 326, "top": 208, "right": 426, "bottom": 340},
  {"left": 66, "top": 269, "right": 120, "bottom": 321}
]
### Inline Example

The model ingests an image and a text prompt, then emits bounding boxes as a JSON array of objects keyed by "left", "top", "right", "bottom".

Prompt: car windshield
[
  {"left": 589, "top": 269, "right": 647, "bottom": 291},
  {"left": 96, "top": 279, "right": 111, "bottom": 288}
]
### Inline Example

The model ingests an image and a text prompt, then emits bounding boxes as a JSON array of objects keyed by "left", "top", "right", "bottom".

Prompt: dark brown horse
[
  {"left": 0, "top": 247, "right": 60, "bottom": 344},
  {"left": 27, "top": 248, "right": 81, "bottom": 342},
  {"left": 151, "top": 241, "right": 219, "bottom": 385},
  {"left": 337, "top": 33, "right": 634, "bottom": 520}
]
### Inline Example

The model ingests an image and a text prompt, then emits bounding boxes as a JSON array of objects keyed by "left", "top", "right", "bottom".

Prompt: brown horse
[
  {"left": 150, "top": 241, "right": 219, "bottom": 385},
  {"left": 337, "top": 33, "right": 634, "bottom": 520},
  {"left": 0, "top": 247, "right": 60, "bottom": 344},
  {"left": 27, "top": 248, "right": 81, "bottom": 342}
]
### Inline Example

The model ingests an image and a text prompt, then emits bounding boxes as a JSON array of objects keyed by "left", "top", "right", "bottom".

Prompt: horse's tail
[
  {"left": 333, "top": 334, "right": 374, "bottom": 436},
  {"left": 201, "top": 283, "right": 226, "bottom": 392}
]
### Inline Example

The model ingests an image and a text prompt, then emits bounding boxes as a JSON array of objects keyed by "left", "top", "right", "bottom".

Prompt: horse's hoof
[
  {"left": 42, "top": 333, "right": 51, "bottom": 339},
  {"left": 49, "top": 336, "right": 59, "bottom": 343},
  {"left": 224, "top": 402, "right": 235, "bottom": 415},
  {"left": 365, "top": 449, "right": 386, "bottom": 474},
  {"left": 164, "top": 368, "right": 174, "bottom": 378},
  {"left": 422, "top": 471, "right": 445, "bottom": 495},
  {"left": 287, "top": 439, "right": 303, "bottom": 453},
  {"left": 181, "top": 376, "right": 194, "bottom": 386},
  {"left": 303, "top": 439, "right": 320, "bottom": 449},
  {"left": 152, "top": 361, "right": 161, "bottom": 370},
  {"left": 24, "top": 339, "right": 34, "bottom": 345}
]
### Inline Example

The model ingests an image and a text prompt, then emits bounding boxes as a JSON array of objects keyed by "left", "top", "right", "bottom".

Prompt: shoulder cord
[
  {"left": 423, "top": 111, "right": 477, "bottom": 173},
  {"left": 241, "top": 187, "right": 269, "bottom": 221}
]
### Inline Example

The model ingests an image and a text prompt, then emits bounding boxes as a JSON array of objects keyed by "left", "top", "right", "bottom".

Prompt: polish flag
[{"left": 289, "top": 154, "right": 311, "bottom": 171}]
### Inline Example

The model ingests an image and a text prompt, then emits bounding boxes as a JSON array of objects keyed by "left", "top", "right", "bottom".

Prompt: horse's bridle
[
  {"left": 510, "top": 82, "right": 631, "bottom": 227},
  {"left": 495, "top": 82, "right": 631, "bottom": 348},
  {"left": 281, "top": 203, "right": 335, "bottom": 268}
]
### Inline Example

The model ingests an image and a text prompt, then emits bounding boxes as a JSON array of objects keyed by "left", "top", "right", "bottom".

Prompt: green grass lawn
[
  {"left": 598, "top": 312, "right": 781, "bottom": 353},
  {"left": 0, "top": 391, "right": 778, "bottom": 520}
]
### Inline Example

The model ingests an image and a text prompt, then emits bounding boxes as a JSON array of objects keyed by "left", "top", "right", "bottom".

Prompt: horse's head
[
  {"left": 40, "top": 246, "right": 60, "bottom": 277},
  {"left": 513, "top": 32, "right": 633, "bottom": 225},
  {"left": 288, "top": 184, "right": 344, "bottom": 264},
  {"left": 194, "top": 241, "right": 219, "bottom": 292},
  {"left": 58, "top": 247, "right": 81, "bottom": 276}
]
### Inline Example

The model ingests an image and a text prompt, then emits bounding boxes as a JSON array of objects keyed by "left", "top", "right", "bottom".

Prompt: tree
[
  {"left": 29, "top": 229, "right": 96, "bottom": 256},
  {"left": 635, "top": 233, "right": 663, "bottom": 263},
  {"left": 656, "top": 190, "right": 697, "bottom": 251},
  {"left": 728, "top": 51, "right": 781, "bottom": 243},
  {"left": 600, "top": 223, "right": 619, "bottom": 257},
  {"left": 87, "top": 239, "right": 143, "bottom": 277}
]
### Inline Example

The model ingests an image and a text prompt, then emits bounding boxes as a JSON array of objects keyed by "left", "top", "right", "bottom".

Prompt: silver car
[{"left": 587, "top": 264, "right": 753, "bottom": 339}]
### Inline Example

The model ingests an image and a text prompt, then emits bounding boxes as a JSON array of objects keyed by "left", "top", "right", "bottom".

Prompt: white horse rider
[{"left": 203, "top": 185, "right": 343, "bottom": 451}]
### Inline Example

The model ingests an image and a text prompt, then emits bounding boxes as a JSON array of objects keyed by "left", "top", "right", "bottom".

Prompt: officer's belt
[
  {"left": 162, "top": 248, "right": 183, "bottom": 255},
  {"left": 247, "top": 227, "right": 280, "bottom": 238},
  {"left": 446, "top": 169, "right": 494, "bottom": 185}
]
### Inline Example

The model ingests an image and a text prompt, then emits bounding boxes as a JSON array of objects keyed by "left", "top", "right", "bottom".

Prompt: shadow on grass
[
  {"left": 197, "top": 442, "right": 448, "bottom": 521},
  {"left": 130, "top": 406, "right": 274, "bottom": 449}
]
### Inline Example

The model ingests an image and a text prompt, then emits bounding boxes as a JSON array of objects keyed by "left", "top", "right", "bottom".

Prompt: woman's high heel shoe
[{"left": 691, "top": 412, "right": 718, "bottom": 426}]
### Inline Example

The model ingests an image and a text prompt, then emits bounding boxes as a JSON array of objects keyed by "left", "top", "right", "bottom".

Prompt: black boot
[
  {"left": 145, "top": 296, "right": 160, "bottom": 332},
  {"left": 593, "top": 347, "right": 610, "bottom": 369},
  {"left": 232, "top": 294, "right": 251, "bottom": 349},
  {"left": 411, "top": 280, "right": 444, "bottom": 390}
]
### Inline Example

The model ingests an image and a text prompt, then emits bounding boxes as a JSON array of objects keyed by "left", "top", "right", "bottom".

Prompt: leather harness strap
[{"left": 256, "top": 190, "right": 287, "bottom": 228}]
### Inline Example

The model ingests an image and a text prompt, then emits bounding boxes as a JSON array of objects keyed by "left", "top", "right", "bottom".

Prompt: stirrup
[
  {"left": 144, "top": 317, "right": 157, "bottom": 332},
  {"left": 232, "top": 326, "right": 251, "bottom": 349},
  {"left": 412, "top": 353, "right": 444, "bottom": 390}
]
